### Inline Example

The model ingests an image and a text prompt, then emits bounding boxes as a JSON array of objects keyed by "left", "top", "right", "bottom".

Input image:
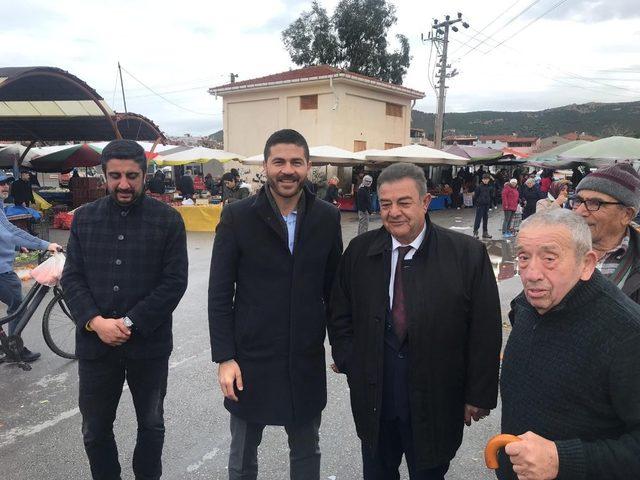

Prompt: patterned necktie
[{"left": 392, "top": 246, "right": 412, "bottom": 343}]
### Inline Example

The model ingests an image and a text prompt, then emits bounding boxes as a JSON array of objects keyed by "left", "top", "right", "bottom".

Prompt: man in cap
[
  {"left": 10, "top": 169, "right": 35, "bottom": 207},
  {"left": 501, "top": 178, "right": 520, "bottom": 238},
  {"left": 571, "top": 163, "right": 640, "bottom": 303},
  {"left": 0, "top": 172, "right": 61, "bottom": 363},
  {"left": 356, "top": 174, "right": 373, "bottom": 235},
  {"left": 61, "top": 139, "right": 188, "bottom": 480},
  {"left": 499, "top": 208, "right": 640, "bottom": 480}
]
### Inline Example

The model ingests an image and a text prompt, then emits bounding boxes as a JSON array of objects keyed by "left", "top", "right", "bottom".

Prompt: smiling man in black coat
[
  {"left": 328, "top": 162, "right": 501, "bottom": 480},
  {"left": 208, "top": 129, "right": 343, "bottom": 480}
]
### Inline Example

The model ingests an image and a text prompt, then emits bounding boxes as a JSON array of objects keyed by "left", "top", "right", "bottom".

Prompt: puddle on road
[{"left": 483, "top": 239, "right": 519, "bottom": 282}]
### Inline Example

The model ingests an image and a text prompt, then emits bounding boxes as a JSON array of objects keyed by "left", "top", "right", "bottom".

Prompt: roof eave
[{"left": 209, "top": 72, "right": 424, "bottom": 100}]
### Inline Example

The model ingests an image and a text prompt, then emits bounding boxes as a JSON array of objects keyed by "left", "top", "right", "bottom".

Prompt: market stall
[{"left": 174, "top": 204, "right": 222, "bottom": 232}]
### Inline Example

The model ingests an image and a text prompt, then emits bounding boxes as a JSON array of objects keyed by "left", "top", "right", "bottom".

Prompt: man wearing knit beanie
[{"left": 572, "top": 163, "right": 640, "bottom": 303}]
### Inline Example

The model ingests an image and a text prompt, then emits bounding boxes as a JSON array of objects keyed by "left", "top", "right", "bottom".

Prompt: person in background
[
  {"left": 221, "top": 172, "right": 250, "bottom": 205},
  {"left": 498, "top": 209, "right": 640, "bottom": 480},
  {"left": 520, "top": 177, "right": 542, "bottom": 220},
  {"left": 329, "top": 162, "right": 501, "bottom": 480},
  {"left": 473, "top": 173, "right": 493, "bottom": 239},
  {"left": 501, "top": 178, "right": 520, "bottom": 238},
  {"left": 571, "top": 164, "right": 640, "bottom": 304},
  {"left": 0, "top": 172, "right": 62, "bottom": 363},
  {"left": 323, "top": 176, "right": 340, "bottom": 205},
  {"left": 539, "top": 169, "right": 554, "bottom": 194},
  {"left": 356, "top": 175, "right": 373, "bottom": 235},
  {"left": 10, "top": 170, "right": 36, "bottom": 207},
  {"left": 67, "top": 169, "right": 82, "bottom": 193},
  {"left": 147, "top": 170, "right": 166, "bottom": 195},
  {"left": 204, "top": 173, "right": 215, "bottom": 194},
  {"left": 536, "top": 179, "right": 570, "bottom": 212},
  {"left": 451, "top": 170, "right": 464, "bottom": 209},
  {"left": 179, "top": 169, "right": 195, "bottom": 200},
  {"left": 193, "top": 173, "right": 206, "bottom": 193}
]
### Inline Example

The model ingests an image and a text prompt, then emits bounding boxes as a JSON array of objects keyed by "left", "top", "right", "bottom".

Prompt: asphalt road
[{"left": 0, "top": 207, "right": 518, "bottom": 479}]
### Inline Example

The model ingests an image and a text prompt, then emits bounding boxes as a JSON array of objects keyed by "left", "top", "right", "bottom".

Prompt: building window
[
  {"left": 300, "top": 95, "right": 318, "bottom": 110},
  {"left": 385, "top": 103, "right": 403, "bottom": 117},
  {"left": 354, "top": 140, "right": 367, "bottom": 152},
  {"left": 384, "top": 143, "right": 401, "bottom": 149}
]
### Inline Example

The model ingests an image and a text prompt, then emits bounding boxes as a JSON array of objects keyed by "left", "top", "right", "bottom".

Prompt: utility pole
[
  {"left": 426, "top": 13, "right": 468, "bottom": 149},
  {"left": 117, "top": 62, "right": 128, "bottom": 114}
]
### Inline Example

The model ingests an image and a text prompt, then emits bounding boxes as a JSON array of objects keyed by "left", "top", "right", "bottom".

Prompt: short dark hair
[
  {"left": 221, "top": 172, "right": 235, "bottom": 182},
  {"left": 482, "top": 173, "right": 490, "bottom": 180},
  {"left": 101, "top": 139, "right": 147, "bottom": 174},
  {"left": 263, "top": 129, "right": 309, "bottom": 162}
]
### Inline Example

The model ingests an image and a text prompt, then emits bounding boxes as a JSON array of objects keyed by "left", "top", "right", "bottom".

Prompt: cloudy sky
[{"left": 3, "top": 0, "right": 639, "bottom": 136}]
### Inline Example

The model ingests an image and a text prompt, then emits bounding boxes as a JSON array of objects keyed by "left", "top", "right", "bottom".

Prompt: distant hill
[
  {"left": 411, "top": 101, "right": 640, "bottom": 139},
  {"left": 208, "top": 130, "right": 223, "bottom": 142}
]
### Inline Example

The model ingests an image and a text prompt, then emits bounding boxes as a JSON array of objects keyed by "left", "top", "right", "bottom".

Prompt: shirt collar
[{"left": 391, "top": 222, "right": 427, "bottom": 252}]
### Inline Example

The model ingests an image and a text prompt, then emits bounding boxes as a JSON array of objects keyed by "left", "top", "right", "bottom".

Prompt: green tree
[{"left": 281, "top": 0, "right": 411, "bottom": 85}]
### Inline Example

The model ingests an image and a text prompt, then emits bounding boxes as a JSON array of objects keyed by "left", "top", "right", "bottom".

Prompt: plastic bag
[{"left": 30, "top": 253, "right": 66, "bottom": 286}]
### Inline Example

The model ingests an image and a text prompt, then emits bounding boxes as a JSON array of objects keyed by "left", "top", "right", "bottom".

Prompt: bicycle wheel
[{"left": 42, "top": 291, "right": 77, "bottom": 360}]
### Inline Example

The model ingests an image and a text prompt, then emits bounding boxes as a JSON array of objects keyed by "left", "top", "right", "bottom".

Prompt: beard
[
  {"left": 109, "top": 186, "right": 142, "bottom": 206},
  {"left": 266, "top": 173, "right": 303, "bottom": 199},
  {"left": 0, "top": 191, "right": 8, "bottom": 200}
]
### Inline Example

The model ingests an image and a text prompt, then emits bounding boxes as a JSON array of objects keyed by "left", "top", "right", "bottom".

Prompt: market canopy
[
  {"left": 558, "top": 136, "right": 640, "bottom": 167},
  {"left": 0, "top": 66, "right": 165, "bottom": 142},
  {"left": 153, "top": 146, "right": 244, "bottom": 166},
  {"left": 242, "top": 145, "right": 365, "bottom": 166},
  {"left": 0, "top": 143, "right": 38, "bottom": 168},
  {"left": 22, "top": 144, "right": 102, "bottom": 172},
  {"left": 443, "top": 144, "right": 504, "bottom": 163},
  {"left": 525, "top": 140, "right": 590, "bottom": 168},
  {"left": 365, "top": 144, "right": 468, "bottom": 166}
]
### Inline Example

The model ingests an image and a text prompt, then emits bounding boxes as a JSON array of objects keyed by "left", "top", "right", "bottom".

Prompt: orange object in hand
[{"left": 484, "top": 434, "right": 522, "bottom": 469}]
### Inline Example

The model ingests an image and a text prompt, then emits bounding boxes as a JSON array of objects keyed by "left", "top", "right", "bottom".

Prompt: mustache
[
  {"left": 115, "top": 188, "right": 136, "bottom": 194},
  {"left": 276, "top": 174, "right": 300, "bottom": 182}
]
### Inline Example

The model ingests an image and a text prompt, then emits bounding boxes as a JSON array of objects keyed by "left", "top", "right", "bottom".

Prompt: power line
[
  {"left": 451, "top": 0, "right": 524, "bottom": 54},
  {"left": 479, "top": 0, "right": 570, "bottom": 57},
  {"left": 453, "top": 0, "right": 546, "bottom": 58},
  {"left": 119, "top": 65, "right": 217, "bottom": 117},
  {"left": 453, "top": 27, "right": 640, "bottom": 95}
]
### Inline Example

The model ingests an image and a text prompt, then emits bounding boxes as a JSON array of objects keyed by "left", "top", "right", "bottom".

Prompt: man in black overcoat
[
  {"left": 208, "top": 129, "right": 343, "bottom": 480},
  {"left": 328, "top": 162, "right": 501, "bottom": 480}
]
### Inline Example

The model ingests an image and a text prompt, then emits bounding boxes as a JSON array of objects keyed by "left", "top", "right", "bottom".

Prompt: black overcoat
[
  {"left": 328, "top": 215, "right": 501, "bottom": 470},
  {"left": 208, "top": 186, "right": 343, "bottom": 425}
]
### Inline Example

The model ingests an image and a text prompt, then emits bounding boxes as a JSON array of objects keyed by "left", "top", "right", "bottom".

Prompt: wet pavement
[{"left": 0, "top": 206, "right": 521, "bottom": 480}]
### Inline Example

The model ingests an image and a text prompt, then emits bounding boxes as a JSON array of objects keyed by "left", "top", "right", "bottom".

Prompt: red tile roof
[
  {"left": 209, "top": 65, "right": 424, "bottom": 98},
  {"left": 562, "top": 132, "right": 599, "bottom": 141},
  {"left": 479, "top": 135, "right": 539, "bottom": 143}
]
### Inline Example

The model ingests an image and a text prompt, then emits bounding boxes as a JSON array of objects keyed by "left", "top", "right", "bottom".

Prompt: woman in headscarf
[{"left": 536, "top": 179, "right": 570, "bottom": 212}]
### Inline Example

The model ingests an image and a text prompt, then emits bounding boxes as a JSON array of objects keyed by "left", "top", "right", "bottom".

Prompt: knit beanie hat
[
  {"left": 576, "top": 164, "right": 640, "bottom": 210},
  {"left": 101, "top": 139, "right": 147, "bottom": 174}
]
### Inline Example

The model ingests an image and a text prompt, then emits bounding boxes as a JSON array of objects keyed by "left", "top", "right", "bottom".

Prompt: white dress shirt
[{"left": 389, "top": 224, "right": 427, "bottom": 309}]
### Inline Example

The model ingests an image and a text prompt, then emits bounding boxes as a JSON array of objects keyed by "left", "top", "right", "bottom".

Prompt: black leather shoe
[{"left": 20, "top": 348, "right": 41, "bottom": 363}]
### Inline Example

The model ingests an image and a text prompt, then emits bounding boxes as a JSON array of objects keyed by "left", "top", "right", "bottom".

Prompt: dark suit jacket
[
  {"left": 328, "top": 215, "right": 502, "bottom": 470},
  {"left": 208, "top": 186, "right": 343, "bottom": 425}
]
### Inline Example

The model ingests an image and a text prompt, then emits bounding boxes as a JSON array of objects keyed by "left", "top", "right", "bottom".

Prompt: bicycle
[{"left": 0, "top": 251, "right": 77, "bottom": 371}]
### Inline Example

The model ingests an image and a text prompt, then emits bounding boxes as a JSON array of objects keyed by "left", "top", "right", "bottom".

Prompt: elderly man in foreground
[{"left": 498, "top": 208, "right": 640, "bottom": 480}]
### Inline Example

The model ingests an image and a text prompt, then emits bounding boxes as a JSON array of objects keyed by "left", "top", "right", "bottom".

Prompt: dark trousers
[
  {"left": 502, "top": 210, "right": 515, "bottom": 233},
  {"left": 362, "top": 417, "right": 449, "bottom": 480},
  {"left": 78, "top": 351, "right": 169, "bottom": 480},
  {"left": 473, "top": 205, "right": 490, "bottom": 233},
  {"left": 228, "top": 413, "right": 321, "bottom": 480},
  {"left": 0, "top": 271, "right": 23, "bottom": 335}
]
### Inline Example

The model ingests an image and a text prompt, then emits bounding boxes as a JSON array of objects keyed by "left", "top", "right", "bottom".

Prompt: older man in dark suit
[
  {"left": 329, "top": 162, "right": 501, "bottom": 480},
  {"left": 208, "top": 129, "right": 343, "bottom": 480}
]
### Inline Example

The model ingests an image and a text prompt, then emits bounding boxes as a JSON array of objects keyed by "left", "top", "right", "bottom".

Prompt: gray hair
[
  {"left": 519, "top": 208, "right": 592, "bottom": 260},
  {"left": 377, "top": 163, "right": 427, "bottom": 197}
]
